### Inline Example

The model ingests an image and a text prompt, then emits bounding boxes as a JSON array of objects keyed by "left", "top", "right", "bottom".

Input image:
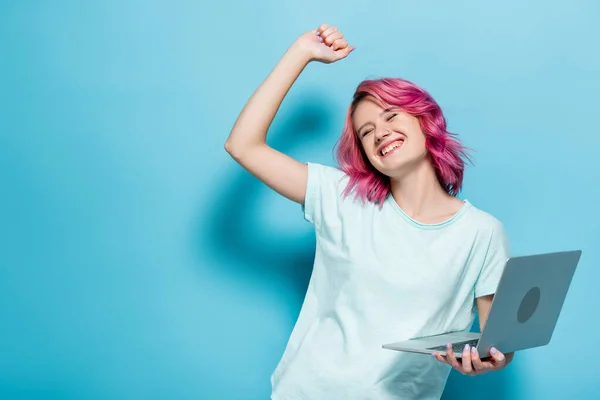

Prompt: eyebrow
[{"left": 356, "top": 107, "right": 400, "bottom": 134}]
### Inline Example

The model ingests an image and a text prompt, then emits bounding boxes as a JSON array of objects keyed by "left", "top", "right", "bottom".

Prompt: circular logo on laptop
[{"left": 518, "top": 286, "right": 541, "bottom": 323}]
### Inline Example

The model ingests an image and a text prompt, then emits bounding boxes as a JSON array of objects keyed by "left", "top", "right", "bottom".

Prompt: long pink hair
[{"left": 335, "top": 77, "right": 471, "bottom": 205}]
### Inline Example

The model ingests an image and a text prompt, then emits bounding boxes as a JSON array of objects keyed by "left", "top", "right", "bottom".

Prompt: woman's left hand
[{"left": 433, "top": 343, "right": 507, "bottom": 376}]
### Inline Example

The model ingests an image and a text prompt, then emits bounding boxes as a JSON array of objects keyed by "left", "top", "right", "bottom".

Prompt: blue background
[{"left": 1, "top": 1, "right": 598, "bottom": 399}]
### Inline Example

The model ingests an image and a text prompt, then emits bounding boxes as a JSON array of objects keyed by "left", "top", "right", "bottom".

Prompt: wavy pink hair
[{"left": 335, "top": 77, "right": 471, "bottom": 205}]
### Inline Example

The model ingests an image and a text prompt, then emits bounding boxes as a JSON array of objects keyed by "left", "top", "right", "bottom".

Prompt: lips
[{"left": 377, "top": 138, "right": 405, "bottom": 157}]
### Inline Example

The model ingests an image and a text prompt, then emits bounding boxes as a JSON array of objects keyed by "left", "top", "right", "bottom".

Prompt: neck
[{"left": 389, "top": 160, "right": 456, "bottom": 221}]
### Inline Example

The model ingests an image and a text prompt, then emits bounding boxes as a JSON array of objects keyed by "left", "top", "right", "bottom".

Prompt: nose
[{"left": 375, "top": 128, "right": 391, "bottom": 143}]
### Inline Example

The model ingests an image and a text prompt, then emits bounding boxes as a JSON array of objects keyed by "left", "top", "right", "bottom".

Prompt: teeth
[{"left": 381, "top": 141, "right": 402, "bottom": 156}]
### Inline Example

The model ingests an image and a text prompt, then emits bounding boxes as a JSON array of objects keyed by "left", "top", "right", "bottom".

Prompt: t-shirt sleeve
[
  {"left": 474, "top": 220, "right": 511, "bottom": 298},
  {"left": 301, "top": 162, "right": 347, "bottom": 228}
]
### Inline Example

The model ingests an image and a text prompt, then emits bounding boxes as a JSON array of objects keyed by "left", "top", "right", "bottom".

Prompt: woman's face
[{"left": 352, "top": 97, "right": 429, "bottom": 178}]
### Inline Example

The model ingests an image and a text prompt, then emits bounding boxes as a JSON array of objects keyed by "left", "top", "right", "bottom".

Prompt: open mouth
[{"left": 378, "top": 139, "right": 404, "bottom": 158}]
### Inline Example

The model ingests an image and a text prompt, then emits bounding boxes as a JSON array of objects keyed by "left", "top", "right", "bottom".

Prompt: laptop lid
[{"left": 477, "top": 250, "right": 582, "bottom": 356}]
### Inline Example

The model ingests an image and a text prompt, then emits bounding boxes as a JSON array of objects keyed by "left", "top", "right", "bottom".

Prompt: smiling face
[{"left": 352, "top": 96, "right": 429, "bottom": 178}]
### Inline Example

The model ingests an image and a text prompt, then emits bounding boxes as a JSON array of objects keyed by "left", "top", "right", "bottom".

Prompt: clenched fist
[{"left": 293, "top": 24, "right": 355, "bottom": 64}]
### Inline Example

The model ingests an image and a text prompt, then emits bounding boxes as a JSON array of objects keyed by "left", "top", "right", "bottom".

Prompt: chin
[
  {"left": 379, "top": 154, "right": 408, "bottom": 168},
  {"left": 373, "top": 161, "right": 407, "bottom": 178},
  {"left": 373, "top": 154, "right": 425, "bottom": 178}
]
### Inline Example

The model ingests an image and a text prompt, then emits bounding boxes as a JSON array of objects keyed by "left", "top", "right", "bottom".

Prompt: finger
[
  {"left": 470, "top": 346, "right": 485, "bottom": 371},
  {"left": 432, "top": 352, "right": 448, "bottom": 364},
  {"left": 489, "top": 347, "right": 506, "bottom": 368},
  {"left": 461, "top": 344, "right": 473, "bottom": 375},
  {"left": 321, "top": 25, "right": 338, "bottom": 40},
  {"left": 333, "top": 45, "right": 355, "bottom": 60},
  {"left": 324, "top": 31, "right": 343, "bottom": 46},
  {"left": 316, "top": 23, "right": 330, "bottom": 35},
  {"left": 331, "top": 38, "right": 348, "bottom": 51},
  {"left": 444, "top": 344, "right": 463, "bottom": 371}
]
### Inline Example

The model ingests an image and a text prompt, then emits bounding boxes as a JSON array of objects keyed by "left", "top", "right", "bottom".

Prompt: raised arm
[{"left": 224, "top": 24, "right": 354, "bottom": 205}]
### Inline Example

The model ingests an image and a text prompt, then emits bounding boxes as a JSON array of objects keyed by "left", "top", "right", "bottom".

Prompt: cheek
[
  {"left": 408, "top": 135, "right": 428, "bottom": 155},
  {"left": 360, "top": 142, "right": 380, "bottom": 165},
  {"left": 360, "top": 140, "right": 374, "bottom": 156}
]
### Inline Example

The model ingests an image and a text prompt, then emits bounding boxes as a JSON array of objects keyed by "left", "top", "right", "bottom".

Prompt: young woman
[{"left": 225, "top": 23, "right": 513, "bottom": 400}]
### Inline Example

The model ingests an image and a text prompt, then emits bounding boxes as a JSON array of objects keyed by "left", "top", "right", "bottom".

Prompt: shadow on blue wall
[
  {"left": 206, "top": 94, "right": 517, "bottom": 399},
  {"left": 204, "top": 93, "right": 330, "bottom": 305}
]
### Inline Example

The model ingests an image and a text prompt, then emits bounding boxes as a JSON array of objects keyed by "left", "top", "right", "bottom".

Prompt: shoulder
[
  {"left": 463, "top": 203, "right": 505, "bottom": 233},
  {"left": 465, "top": 205, "right": 511, "bottom": 296},
  {"left": 306, "top": 162, "right": 348, "bottom": 186},
  {"left": 463, "top": 203, "right": 511, "bottom": 255},
  {"left": 460, "top": 203, "right": 510, "bottom": 248},
  {"left": 305, "top": 162, "right": 353, "bottom": 204},
  {"left": 303, "top": 162, "right": 355, "bottom": 225}
]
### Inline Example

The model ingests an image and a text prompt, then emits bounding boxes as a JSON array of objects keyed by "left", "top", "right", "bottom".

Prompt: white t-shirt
[{"left": 270, "top": 163, "right": 510, "bottom": 400}]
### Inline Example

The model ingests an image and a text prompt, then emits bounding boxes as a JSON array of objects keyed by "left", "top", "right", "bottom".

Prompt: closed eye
[
  {"left": 361, "top": 129, "right": 373, "bottom": 138},
  {"left": 386, "top": 113, "right": 397, "bottom": 121}
]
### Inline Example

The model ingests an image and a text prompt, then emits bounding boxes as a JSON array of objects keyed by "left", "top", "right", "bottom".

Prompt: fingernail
[
  {"left": 317, "top": 37, "right": 323, "bottom": 42},
  {"left": 491, "top": 347, "right": 497, "bottom": 354},
  {"left": 471, "top": 346, "right": 477, "bottom": 354},
  {"left": 446, "top": 343, "right": 451, "bottom": 350},
  {"left": 464, "top": 344, "right": 470, "bottom": 352},
  {"left": 316, "top": 31, "right": 321, "bottom": 35}
]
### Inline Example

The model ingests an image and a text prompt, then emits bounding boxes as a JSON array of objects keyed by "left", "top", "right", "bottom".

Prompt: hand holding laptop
[
  {"left": 432, "top": 343, "right": 509, "bottom": 376},
  {"left": 382, "top": 250, "right": 582, "bottom": 374}
]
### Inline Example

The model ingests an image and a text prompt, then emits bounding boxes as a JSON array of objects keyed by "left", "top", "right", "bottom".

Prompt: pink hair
[{"left": 335, "top": 77, "right": 471, "bottom": 206}]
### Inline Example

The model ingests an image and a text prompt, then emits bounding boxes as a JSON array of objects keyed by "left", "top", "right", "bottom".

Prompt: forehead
[{"left": 352, "top": 97, "right": 386, "bottom": 122}]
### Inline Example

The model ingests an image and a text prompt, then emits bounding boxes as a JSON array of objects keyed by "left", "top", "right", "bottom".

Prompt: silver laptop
[{"left": 382, "top": 250, "right": 582, "bottom": 358}]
